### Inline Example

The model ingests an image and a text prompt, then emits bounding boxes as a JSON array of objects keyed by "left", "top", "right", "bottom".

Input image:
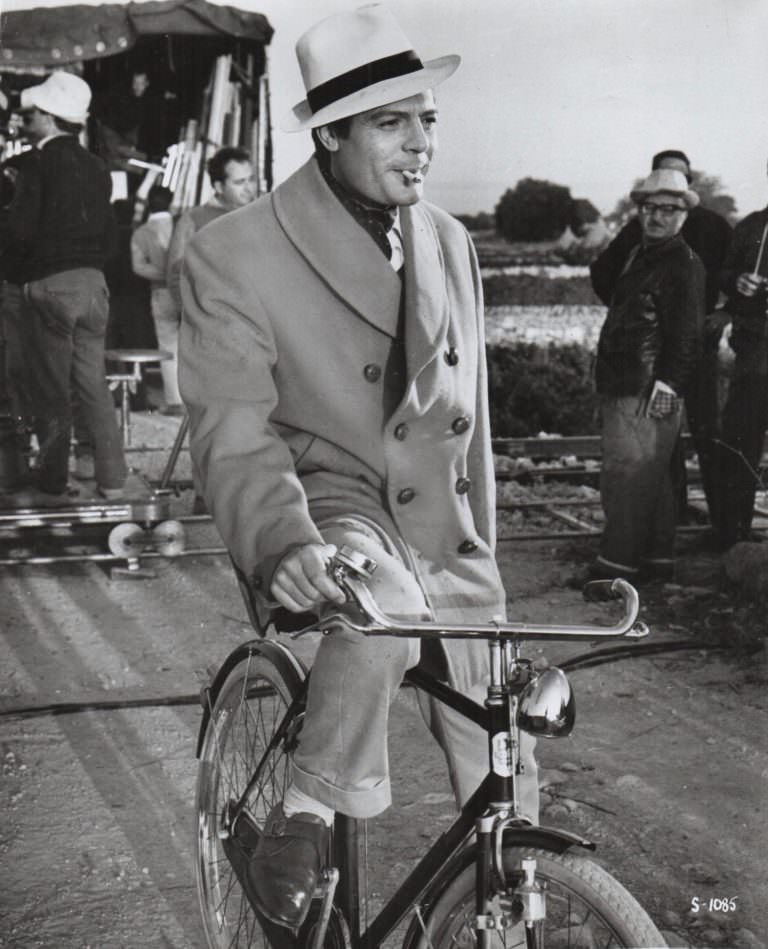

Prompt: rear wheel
[
  {"left": 415, "top": 846, "right": 666, "bottom": 949},
  {"left": 196, "top": 645, "right": 308, "bottom": 949}
]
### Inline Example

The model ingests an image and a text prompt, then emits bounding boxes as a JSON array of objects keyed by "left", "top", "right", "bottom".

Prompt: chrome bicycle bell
[{"left": 517, "top": 667, "right": 575, "bottom": 738}]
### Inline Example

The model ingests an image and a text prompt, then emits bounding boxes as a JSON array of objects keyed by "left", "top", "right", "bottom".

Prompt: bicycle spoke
[{"left": 197, "top": 651, "right": 307, "bottom": 949}]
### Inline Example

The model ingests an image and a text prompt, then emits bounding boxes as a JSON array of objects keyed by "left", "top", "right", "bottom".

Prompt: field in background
[{"left": 472, "top": 232, "right": 606, "bottom": 437}]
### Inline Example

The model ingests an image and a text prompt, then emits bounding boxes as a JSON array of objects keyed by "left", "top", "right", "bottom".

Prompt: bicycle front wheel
[
  {"left": 415, "top": 846, "right": 666, "bottom": 949},
  {"left": 195, "top": 644, "right": 307, "bottom": 949}
]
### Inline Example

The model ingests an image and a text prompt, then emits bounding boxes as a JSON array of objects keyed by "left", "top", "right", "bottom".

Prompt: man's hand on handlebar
[{"left": 270, "top": 543, "right": 348, "bottom": 613}]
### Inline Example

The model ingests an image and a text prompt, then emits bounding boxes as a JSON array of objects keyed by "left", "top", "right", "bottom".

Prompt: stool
[{"left": 105, "top": 349, "right": 172, "bottom": 446}]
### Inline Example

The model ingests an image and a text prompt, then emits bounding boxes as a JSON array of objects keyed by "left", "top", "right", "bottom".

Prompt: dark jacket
[
  {"left": 591, "top": 205, "right": 731, "bottom": 313},
  {"left": 7, "top": 135, "right": 117, "bottom": 282},
  {"left": 719, "top": 206, "right": 768, "bottom": 359},
  {"left": 0, "top": 151, "right": 36, "bottom": 285},
  {"left": 595, "top": 234, "right": 705, "bottom": 398}
]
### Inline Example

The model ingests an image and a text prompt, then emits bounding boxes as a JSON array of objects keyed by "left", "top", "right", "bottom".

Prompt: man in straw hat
[
  {"left": 180, "top": 3, "right": 538, "bottom": 929},
  {"left": 590, "top": 149, "right": 732, "bottom": 534},
  {"left": 590, "top": 167, "right": 705, "bottom": 583},
  {"left": 6, "top": 71, "right": 126, "bottom": 505}
]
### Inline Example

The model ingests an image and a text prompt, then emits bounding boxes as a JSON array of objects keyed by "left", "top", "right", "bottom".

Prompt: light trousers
[
  {"left": 291, "top": 515, "right": 539, "bottom": 822},
  {"left": 150, "top": 287, "right": 182, "bottom": 406}
]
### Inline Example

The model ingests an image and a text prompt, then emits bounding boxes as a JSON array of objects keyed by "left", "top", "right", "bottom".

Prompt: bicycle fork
[{"left": 474, "top": 640, "right": 546, "bottom": 947}]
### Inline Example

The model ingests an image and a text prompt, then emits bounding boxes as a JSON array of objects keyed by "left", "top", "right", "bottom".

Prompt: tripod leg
[{"left": 158, "top": 410, "right": 189, "bottom": 490}]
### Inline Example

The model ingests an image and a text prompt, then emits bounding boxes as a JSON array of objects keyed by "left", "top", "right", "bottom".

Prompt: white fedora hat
[
  {"left": 20, "top": 71, "right": 91, "bottom": 125},
  {"left": 284, "top": 3, "right": 460, "bottom": 132},
  {"left": 630, "top": 168, "right": 699, "bottom": 209}
]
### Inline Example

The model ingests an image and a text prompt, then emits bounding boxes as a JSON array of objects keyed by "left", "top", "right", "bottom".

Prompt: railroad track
[{"left": 2, "top": 435, "right": 767, "bottom": 567}]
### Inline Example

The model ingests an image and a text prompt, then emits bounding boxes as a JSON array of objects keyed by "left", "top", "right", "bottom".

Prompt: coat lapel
[
  {"left": 272, "top": 159, "right": 402, "bottom": 338},
  {"left": 401, "top": 202, "right": 450, "bottom": 383}
]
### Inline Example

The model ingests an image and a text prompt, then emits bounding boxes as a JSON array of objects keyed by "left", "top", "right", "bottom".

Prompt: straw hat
[
  {"left": 284, "top": 4, "right": 460, "bottom": 132},
  {"left": 20, "top": 72, "right": 91, "bottom": 125},
  {"left": 630, "top": 168, "right": 699, "bottom": 209}
]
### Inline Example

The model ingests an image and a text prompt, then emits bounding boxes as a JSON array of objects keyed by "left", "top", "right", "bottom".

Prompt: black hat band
[{"left": 307, "top": 49, "right": 424, "bottom": 115}]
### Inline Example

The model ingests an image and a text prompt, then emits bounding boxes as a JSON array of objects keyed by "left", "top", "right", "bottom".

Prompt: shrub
[
  {"left": 495, "top": 179, "right": 574, "bottom": 242},
  {"left": 483, "top": 273, "right": 599, "bottom": 307},
  {"left": 487, "top": 342, "right": 599, "bottom": 436}
]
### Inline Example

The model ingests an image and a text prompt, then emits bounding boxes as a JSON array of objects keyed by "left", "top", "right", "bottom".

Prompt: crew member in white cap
[
  {"left": 592, "top": 168, "right": 705, "bottom": 582},
  {"left": 7, "top": 71, "right": 126, "bottom": 505},
  {"left": 180, "top": 3, "right": 538, "bottom": 930}
]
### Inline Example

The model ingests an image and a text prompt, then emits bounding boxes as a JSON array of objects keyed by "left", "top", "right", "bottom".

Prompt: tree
[
  {"left": 495, "top": 178, "right": 574, "bottom": 242},
  {"left": 454, "top": 211, "right": 496, "bottom": 232},
  {"left": 690, "top": 170, "right": 738, "bottom": 222}
]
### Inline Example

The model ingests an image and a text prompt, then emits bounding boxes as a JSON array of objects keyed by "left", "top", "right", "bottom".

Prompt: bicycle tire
[
  {"left": 196, "top": 643, "right": 312, "bottom": 949},
  {"left": 412, "top": 845, "right": 666, "bottom": 949}
]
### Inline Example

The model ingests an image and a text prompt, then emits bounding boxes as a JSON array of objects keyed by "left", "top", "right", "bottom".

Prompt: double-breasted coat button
[
  {"left": 363, "top": 363, "right": 382, "bottom": 382},
  {"left": 397, "top": 488, "right": 416, "bottom": 504},
  {"left": 457, "top": 539, "right": 478, "bottom": 554},
  {"left": 445, "top": 347, "right": 459, "bottom": 366},
  {"left": 455, "top": 477, "right": 472, "bottom": 495},
  {"left": 394, "top": 423, "right": 409, "bottom": 441},
  {"left": 452, "top": 415, "right": 471, "bottom": 435}
]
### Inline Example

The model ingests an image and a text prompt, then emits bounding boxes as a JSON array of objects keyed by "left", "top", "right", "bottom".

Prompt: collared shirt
[{"left": 389, "top": 210, "right": 404, "bottom": 272}]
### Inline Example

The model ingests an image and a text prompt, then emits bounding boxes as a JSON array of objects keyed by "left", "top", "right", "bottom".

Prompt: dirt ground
[{"left": 0, "top": 423, "right": 766, "bottom": 948}]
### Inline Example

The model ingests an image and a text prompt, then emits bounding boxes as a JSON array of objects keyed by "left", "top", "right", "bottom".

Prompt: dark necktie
[{"left": 320, "top": 162, "right": 397, "bottom": 260}]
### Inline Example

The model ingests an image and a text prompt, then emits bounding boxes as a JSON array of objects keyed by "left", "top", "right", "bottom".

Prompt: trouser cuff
[{"left": 292, "top": 763, "right": 391, "bottom": 820}]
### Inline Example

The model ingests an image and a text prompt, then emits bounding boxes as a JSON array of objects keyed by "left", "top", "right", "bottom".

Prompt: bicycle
[{"left": 195, "top": 546, "right": 667, "bottom": 949}]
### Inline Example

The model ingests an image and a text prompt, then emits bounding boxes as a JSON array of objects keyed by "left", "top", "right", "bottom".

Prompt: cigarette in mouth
[{"left": 401, "top": 169, "right": 423, "bottom": 185}]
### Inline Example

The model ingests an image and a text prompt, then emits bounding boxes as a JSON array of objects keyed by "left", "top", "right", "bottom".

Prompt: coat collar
[
  {"left": 272, "top": 158, "right": 403, "bottom": 338},
  {"left": 272, "top": 159, "right": 449, "bottom": 358}
]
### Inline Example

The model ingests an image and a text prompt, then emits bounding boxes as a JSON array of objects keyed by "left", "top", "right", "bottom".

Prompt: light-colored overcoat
[{"left": 179, "top": 157, "right": 505, "bottom": 687}]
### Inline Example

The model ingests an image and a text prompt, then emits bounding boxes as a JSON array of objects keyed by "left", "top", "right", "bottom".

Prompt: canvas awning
[{"left": 0, "top": 0, "right": 273, "bottom": 71}]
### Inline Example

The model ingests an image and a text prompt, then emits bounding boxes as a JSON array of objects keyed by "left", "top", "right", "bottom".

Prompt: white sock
[{"left": 282, "top": 783, "right": 335, "bottom": 827}]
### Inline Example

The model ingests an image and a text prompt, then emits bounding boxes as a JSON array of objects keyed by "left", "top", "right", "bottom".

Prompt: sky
[{"left": 4, "top": 0, "right": 768, "bottom": 217}]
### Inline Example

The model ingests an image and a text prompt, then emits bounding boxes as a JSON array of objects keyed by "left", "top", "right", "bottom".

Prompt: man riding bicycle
[{"left": 179, "top": 3, "right": 538, "bottom": 932}]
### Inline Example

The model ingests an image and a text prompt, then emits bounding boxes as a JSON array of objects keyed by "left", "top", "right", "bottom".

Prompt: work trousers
[
  {"left": 0, "top": 282, "right": 27, "bottom": 418},
  {"left": 597, "top": 395, "right": 682, "bottom": 577},
  {"left": 150, "top": 287, "right": 182, "bottom": 407},
  {"left": 680, "top": 339, "right": 724, "bottom": 525},
  {"left": 24, "top": 268, "right": 126, "bottom": 494},
  {"left": 292, "top": 515, "right": 539, "bottom": 822},
  {"left": 711, "top": 366, "right": 768, "bottom": 548}
]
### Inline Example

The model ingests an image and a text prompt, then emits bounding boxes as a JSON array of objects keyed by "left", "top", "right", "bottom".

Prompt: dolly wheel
[
  {"left": 108, "top": 522, "right": 145, "bottom": 558},
  {"left": 152, "top": 519, "right": 186, "bottom": 557}
]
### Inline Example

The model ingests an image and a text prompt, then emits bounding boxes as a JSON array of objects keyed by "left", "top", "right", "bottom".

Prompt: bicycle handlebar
[{"left": 315, "top": 547, "right": 649, "bottom": 643}]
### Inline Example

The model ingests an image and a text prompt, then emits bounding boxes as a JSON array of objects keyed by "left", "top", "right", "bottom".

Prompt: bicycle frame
[
  {"left": 331, "top": 659, "right": 595, "bottom": 949},
  {"left": 203, "top": 548, "right": 649, "bottom": 949}
]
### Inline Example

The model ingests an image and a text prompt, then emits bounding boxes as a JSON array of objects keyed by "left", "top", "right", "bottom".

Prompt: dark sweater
[
  {"left": 0, "top": 151, "right": 36, "bottom": 284},
  {"left": 7, "top": 135, "right": 117, "bottom": 282}
]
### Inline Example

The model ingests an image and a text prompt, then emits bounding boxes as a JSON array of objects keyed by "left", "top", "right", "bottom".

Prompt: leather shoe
[{"left": 247, "top": 803, "right": 330, "bottom": 931}]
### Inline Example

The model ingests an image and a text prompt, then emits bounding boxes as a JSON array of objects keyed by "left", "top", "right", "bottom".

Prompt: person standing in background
[
  {"left": 7, "top": 71, "right": 126, "bottom": 505},
  {"left": 713, "top": 176, "right": 768, "bottom": 548},
  {"left": 166, "top": 146, "right": 255, "bottom": 313},
  {"left": 130, "top": 184, "right": 182, "bottom": 415},
  {"left": 0, "top": 150, "right": 34, "bottom": 423},
  {"left": 590, "top": 150, "right": 732, "bottom": 529},
  {"left": 591, "top": 168, "right": 705, "bottom": 582}
]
